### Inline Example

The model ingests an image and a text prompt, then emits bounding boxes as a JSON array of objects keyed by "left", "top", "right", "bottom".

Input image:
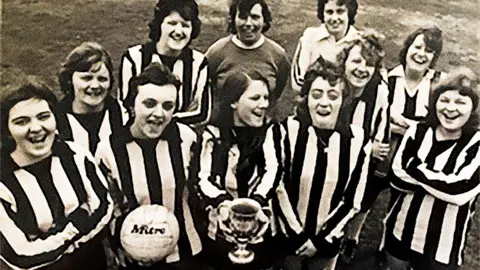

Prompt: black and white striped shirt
[
  {"left": 57, "top": 96, "right": 129, "bottom": 154},
  {"left": 0, "top": 138, "right": 113, "bottom": 270},
  {"left": 267, "top": 117, "right": 371, "bottom": 251},
  {"left": 387, "top": 123, "right": 480, "bottom": 266},
  {"left": 119, "top": 45, "right": 211, "bottom": 126},
  {"left": 350, "top": 72, "right": 390, "bottom": 143},
  {"left": 192, "top": 125, "right": 279, "bottom": 239},
  {"left": 95, "top": 122, "right": 202, "bottom": 263}
]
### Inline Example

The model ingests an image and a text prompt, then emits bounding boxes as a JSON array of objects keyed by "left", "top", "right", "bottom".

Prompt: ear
[{"left": 230, "top": 102, "right": 238, "bottom": 110}]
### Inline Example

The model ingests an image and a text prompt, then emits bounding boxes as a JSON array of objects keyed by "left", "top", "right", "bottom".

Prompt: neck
[
  {"left": 156, "top": 42, "right": 181, "bottom": 57},
  {"left": 11, "top": 149, "right": 51, "bottom": 167},
  {"left": 436, "top": 126, "right": 462, "bottom": 141},
  {"left": 72, "top": 99, "right": 104, "bottom": 114},
  {"left": 349, "top": 83, "right": 365, "bottom": 98},
  {"left": 405, "top": 66, "right": 424, "bottom": 82},
  {"left": 332, "top": 26, "right": 348, "bottom": 41}
]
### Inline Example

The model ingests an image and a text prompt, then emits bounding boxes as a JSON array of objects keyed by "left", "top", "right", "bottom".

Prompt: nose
[
  {"left": 318, "top": 95, "right": 330, "bottom": 107},
  {"left": 90, "top": 78, "right": 100, "bottom": 88},
  {"left": 152, "top": 105, "right": 165, "bottom": 118},
  {"left": 445, "top": 101, "right": 457, "bottom": 111},
  {"left": 258, "top": 97, "right": 269, "bottom": 109},
  {"left": 29, "top": 119, "right": 43, "bottom": 132},
  {"left": 245, "top": 16, "right": 253, "bottom": 26},
  {"left": 173, "top": 23, "right": 182, "bottom": 33}
]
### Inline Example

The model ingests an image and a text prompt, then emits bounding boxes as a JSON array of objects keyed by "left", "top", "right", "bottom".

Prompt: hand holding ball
[{"left": 120, "top": 204, "right": 180, "bottom": 264}]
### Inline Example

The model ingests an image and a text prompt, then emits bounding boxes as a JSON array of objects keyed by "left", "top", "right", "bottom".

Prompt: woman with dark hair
[
  {"left": 291, "top": 0, "right": 359, "bottom": 92},
  {"left": 0, "top": 79, "right": 113, "bottom": 270},
  {"left": 192, "top": 70, "right": 277, "bottom": 269},
  {"left": 119, "top": 0, "right": 211, "bottom": 127},
  {"left": 383, "top": 71, "right": 480, "bottom": 270},
  {"left": 267, "top": 57, "right": 371, "bottom": 270},
  {"left": 206, "top": 0, "right": 290, "bottom": 117},
  {"left": 57, "top": 42, "right": 129, "bottom": 154},
  {"left": 96, "top": 62, "right": 203, "bottom": 270}
]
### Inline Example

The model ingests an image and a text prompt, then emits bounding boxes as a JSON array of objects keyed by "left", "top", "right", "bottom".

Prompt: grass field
[{"left": 1, "top": 0, "right": 479, "bottom": 269}]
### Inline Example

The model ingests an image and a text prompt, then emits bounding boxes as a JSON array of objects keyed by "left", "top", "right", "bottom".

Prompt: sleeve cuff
[
  {"left": 311, "top": 233, "right": 341, "bottom": 258},
  {"left": 251, "top": 194, "right": 268, "bottom": 207},
  {"left": 210, "top": 193, "right": 234, "bottom": 209}
]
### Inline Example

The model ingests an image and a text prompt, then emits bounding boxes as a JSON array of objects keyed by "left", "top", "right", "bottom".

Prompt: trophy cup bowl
[{"left": 217, "top": 198, "right": 269, "bottom": 264}]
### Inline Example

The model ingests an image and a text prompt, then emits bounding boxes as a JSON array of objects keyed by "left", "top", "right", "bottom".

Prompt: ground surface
[{"left": 1, "top": 0, "right": 479, "bottom": 269}]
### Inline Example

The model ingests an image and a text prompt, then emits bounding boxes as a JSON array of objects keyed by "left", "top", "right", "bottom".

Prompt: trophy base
[{"left": 228, "top": 249, "right": 254, "bottom": 264}]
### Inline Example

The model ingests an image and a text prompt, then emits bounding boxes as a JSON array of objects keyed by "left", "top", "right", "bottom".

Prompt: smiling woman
[
  {"left": 119, "top": 0, "right": 211, "bottom": 127},
  {"left": 0, "top": 79, "right": 113, "bottom": 270},
  {"left": 56, "top": 42, "right": 129, "bottom": 154}
]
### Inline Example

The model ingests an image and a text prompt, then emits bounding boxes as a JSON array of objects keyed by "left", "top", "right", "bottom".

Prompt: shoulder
[
  {"left": 263, "top": 37, "right": 288, "bottom": 55},
  {"left": 177, "top": 122, "right": 196, "bottom": 139},
  {"left": 191, "top": 48, "right": 207, "bottom": 62},
  {"left": 387, "top": 65, "right": 404, "bottom": 78},
  {"left": 301, "top": 26, "right": 328, "bottom": 42},
  {"left": 123, "top": 44, "right": 143, "bottom": 62},
  {"left": 206, "top": 36, "right": 232, "bottom": 56},
  {"left": 202, "top": 125, "right": 221, "bottom": 139}
]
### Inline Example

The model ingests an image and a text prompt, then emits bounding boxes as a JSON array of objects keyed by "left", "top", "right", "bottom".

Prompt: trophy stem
[{"left": 228, "top": 243, "right": 255, "bottom": 264}]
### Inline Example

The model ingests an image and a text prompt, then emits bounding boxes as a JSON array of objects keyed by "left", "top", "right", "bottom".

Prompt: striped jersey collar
[
  {"left": 388, "top": 65, "right": 436, "bottom": 80},
  {"left": 312, "top": 24, "right": 358, "bottom": 43}
]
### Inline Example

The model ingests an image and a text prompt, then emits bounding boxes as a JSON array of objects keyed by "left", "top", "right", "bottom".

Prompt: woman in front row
[
  {"left": 268, "top": 57, "right": 371, "bottom": 270},
  {"left": 95, "top": 62, "right": 203, "bottom": 270},
  {"left": 0, "top": 79, "right": 113, "bottom": 270},
  {"left": 192, "top": 70, "right": 278, "bottom": 269},
  {"left": 384, "top": 71, "right": 480, "bottom": 270}
]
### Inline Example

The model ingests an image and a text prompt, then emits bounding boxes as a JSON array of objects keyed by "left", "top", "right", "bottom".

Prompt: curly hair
[
  {"left": 227, "top": 0, "right": 272, "bottom": 34},
  {"left": 148, "top": 0, "right": 201, "bottom": 44},
  {"left": 317, "top": 0, "right": 358, "bottom": 25},
  {"left": 337, "top": 30, "right": 386, "bottom": 70},
  {"left": 1, "top": 78, "right": 58, "bottom": 152},
  {"left": 123, "top": 62, "right": 181, "bottom": 114},
  {"left": 399, "top": 27, "right": 443, "bottom": 68},
  {"left": 58, "top": 42, "right": 114, "bottom": 98},
  {"left": 426, "top": 68, "right": 480, "bottom": 135}
]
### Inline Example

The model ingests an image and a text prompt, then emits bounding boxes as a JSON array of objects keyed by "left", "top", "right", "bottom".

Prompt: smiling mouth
[
  {"left": 442, "top": 113, "right": 460, "bottom": 121},
  {"left": 353, "top": 71, "right": 369, "bottom": 80},
  {"left": 412, "top": 56, "right": 428, "bottom": 65},
  {"left": 317, "top": 110, "right": 331, "bottom": 116},
  {"left": 252, "top": 111, "right": 265, "bottom": 118},
  {"left": 27, "top": 133, "right": 48, "bottom": 144},
  {"left": 85, "top": 89, "right": 105, "bottom": 96},
  {"left": 146, "top": 119, "right": 164, "bottom": 127}
]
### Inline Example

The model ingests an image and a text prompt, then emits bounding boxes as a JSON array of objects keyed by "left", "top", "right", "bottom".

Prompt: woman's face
[
  {"left": 344, "top": 45, "right": 375, "bottom": 91},
  {"left": 235, "top": 3, "right": 265, "bottom": 46},
  {"left": 8, "top": 98, "right": 56, "bottom": 164},
  {"left": 130, "top": 83, "right": 177, "bottom": 139},
  {"left": 232, "top": 79, "right": 269, "bottom": 127},
  {"left": 436, "top": 90, "right": 473, "bottom": 133},
  {"left": 324, "top": 0, "right": 349, "bottom": 40},
  {"left": 405, "top": 34, "right": 435, "bottom": 73},
  {"left": 72, "top": 61, "right": 111, "bottom": 112},
  {"left": 158, "top": 11, "right": 193, "bottom": 52},
  {"left": 308, "top": 76, "right": 343, "bottom": 130}
]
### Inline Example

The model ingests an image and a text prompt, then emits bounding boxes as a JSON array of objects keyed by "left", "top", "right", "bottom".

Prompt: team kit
[{"left": 1, "top": 0, "right": 479, "bottom": 270}]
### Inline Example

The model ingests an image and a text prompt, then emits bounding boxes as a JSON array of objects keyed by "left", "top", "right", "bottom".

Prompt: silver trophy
[{"left": 217, "top": 198, "right": 269, "bottom": 264}]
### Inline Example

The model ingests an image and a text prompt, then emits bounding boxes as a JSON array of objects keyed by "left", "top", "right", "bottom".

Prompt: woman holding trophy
[
  {"left": 192, "top": 70, "right": 277, "bottom": 269},
  {"left": 95, "top": 63, "right": 203, "bottom": 270},
  {"left": 266, "top": 57, "right": 372, "bottom": 270}
]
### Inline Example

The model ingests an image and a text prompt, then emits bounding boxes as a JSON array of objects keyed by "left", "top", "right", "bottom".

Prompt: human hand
[
  {"left": 295, "top": 239, "right": 317, "bottom": 257},
  {"left": 372, "top": 141, "right": 391, "bottom": 161}
]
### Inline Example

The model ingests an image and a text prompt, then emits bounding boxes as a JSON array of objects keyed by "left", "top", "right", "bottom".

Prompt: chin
[{"left": 168, "top": 41, "right": 188, "bottom": 51}]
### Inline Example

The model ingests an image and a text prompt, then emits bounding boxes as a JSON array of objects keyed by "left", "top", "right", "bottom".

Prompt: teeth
[{"left": 28, "top": 134, "right": 47, "bottom": 143}]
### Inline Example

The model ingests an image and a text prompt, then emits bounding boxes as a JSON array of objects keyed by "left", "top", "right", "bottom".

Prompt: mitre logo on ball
[{"left": 120, "top": 204, "right": 180, "bottom": 263}]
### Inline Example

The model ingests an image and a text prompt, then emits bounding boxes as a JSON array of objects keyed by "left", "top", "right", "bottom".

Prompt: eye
[
  {"left": 167, "top": 21, "right": 177, "bottom": 26},
  {"left": 12, "top": 117, "right": 30, "bottom": 126},
  {"left": 325, "top": 10, "right": 333, "bottom": 15},
  {"left": 98, "top": 76, "right": 109, "bottom": 83},
  {"left": 249, "top": 94, "right": 261, "bottom": 101},
  {"left": 162, "top": 101, "right": 175, "bottom": 111},
  {"left": 439, "top": 97, "right": 449, "bottom": 103},
  {"left": 351, "top": 57, "right": 362, "bottom": 64},
  {"left": 337, "top": 9, "right": 345, "bottom": 14},
  {"left": 143, "top": 99, "right": 157, "bottom": 109},
  {"left": 327, "top": 90, "right": 340, "bottom": 100},
  {"left": 80, "top": 75, "right": 93, "bottom": 81},
  {"left": 181, "top": 22, "right": 191, "bottom": 28},
  {"left": 310, "top": 90, "right": 322, "bottom": 100},
  {"left": 425, "top": 48, "right": 434, "bottom": 54},
  {"left": 251, "top": 14, "right": 261, "bottom": 20},
  {"left": 455, "top": 99, "right": 467, "bottom": 105},
  {"left": 37, "top": 112, "right": 52, "bottom": 121}
]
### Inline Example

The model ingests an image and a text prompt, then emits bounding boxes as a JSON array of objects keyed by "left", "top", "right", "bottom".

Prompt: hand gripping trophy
[{"left": 217, "top": 198, "right": 270, "bottom": 264}]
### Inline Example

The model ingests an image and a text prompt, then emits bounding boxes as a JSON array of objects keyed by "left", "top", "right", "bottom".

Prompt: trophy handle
[
  {"left": 217, "top": 200, "right": 234, "bottom": 239},
  {"left": 249, "top": 207, "right": 270, "bottom": 244}
]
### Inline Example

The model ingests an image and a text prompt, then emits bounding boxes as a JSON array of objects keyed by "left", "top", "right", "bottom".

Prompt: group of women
[{"left": 1, "top": 0, "right": 479, "bottom": 270}]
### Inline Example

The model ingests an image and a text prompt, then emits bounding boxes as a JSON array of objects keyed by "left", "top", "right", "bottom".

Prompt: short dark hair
[
  {"left": 317, "top": 0, "right": 358, "bottom": 25},
  {"left": 213, "top": 70, "right": 270, "bottom": 128},
  {"left": 227, "top": 0, "right": 272, "bottom": 34},
  {"left": 124, "top": 62, "right": 181, "bottom": 114},
  {"left": 58, "top": 42, "right": 114, "bottom": 99},
  {"left": 399, "top": 27, "right": 443, "bottom": 68},
  {"left": 337, "top": 30, "right": 385, "bottom": 70},
  {"left": 426, "top": 70, "right": 480, "bottom": 135},
  {"left": 148, "top": 0, "right": 201, "bottom": 44},
  {"left": 1, "top": 78, "right": 58, "bottom": 152}
]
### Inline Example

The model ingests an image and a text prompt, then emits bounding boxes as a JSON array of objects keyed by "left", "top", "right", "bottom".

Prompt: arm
[
  {"left": 174, "top": 57, "right": 212, "bottom": 126},
  {"left": 118, "top": 51, "right": 135, "bottom": 101},
  {"left": 405, "top": 139, "right": 480, "bottom": 206},
  {"left": 391, "top": 125, "right": 421, "bottom": 192},
  {"left": 194, "top": 128, "right": 233, "bottom": 208},
  {"left": 312, "top": 140, "right": 372, "bottom": 249},
  {"left": 250, "top": 125, "right": 284, "bottom": 205},
  {"left": 291, "top": 33, "right": 311, "bottom": 93},
  {"left": 272, "top": 52, "right": 291, "bottom": 102},
  {"left": 0, "top": 184, "right": 79, "bottom": 270}
]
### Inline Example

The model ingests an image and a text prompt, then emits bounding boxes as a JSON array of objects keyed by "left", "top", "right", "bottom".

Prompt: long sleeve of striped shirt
[
  {"left": 119, "top": 45, "right": 211, "bottom": 126},
  {"left": 269, "top": 118, "right": 371, "bottom": 253},
  {"left": 392, "top": 124, "right": 480, "bottom": 206},
  {"left": 0, "top": 140, "right": 113, "bottom": 270}
]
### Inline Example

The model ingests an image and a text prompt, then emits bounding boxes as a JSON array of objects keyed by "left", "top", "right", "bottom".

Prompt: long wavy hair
[{"left": 399, "top": 27, "right": 443, "bottom": 69}]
